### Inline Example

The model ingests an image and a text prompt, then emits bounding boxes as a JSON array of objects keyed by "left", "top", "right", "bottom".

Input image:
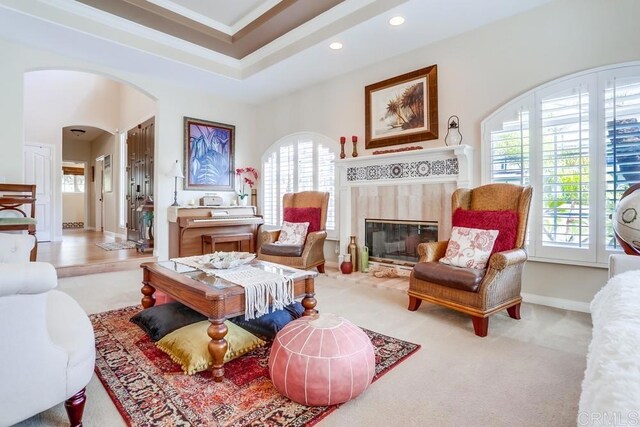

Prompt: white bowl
[{"left": 200, "top": 251, "right": 256, "bottom": 269}]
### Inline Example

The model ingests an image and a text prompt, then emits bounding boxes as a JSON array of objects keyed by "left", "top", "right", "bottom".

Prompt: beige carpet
[{"left": 16, "top": 268, "right": 592, "bottom": 427}]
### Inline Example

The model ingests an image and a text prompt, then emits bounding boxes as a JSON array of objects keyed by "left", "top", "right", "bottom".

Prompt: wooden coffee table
[{"left": 140, "top": 260, "right": 318, "bottom": 381}]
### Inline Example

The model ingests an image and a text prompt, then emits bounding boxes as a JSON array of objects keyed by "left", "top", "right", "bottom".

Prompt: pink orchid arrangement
[{"left": 235, "top": 167, "right": 258, "bottom": 199}]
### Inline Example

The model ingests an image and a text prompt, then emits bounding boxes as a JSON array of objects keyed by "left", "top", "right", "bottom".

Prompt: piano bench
[{"left": 201, "top": 233, "right": 255, "bottom": 254}]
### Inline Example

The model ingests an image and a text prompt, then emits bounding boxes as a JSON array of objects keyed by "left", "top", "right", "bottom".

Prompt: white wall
[
  {"left": 62, "top": 193, "right": 84, "bottom": 223},
  {"left": 91, "top": 132, "right": 118, "bottom": 234},
  {"left": 0, "top": 39, "right": 258, "bottom": 260},
  {"left": 119, "top": 84, "right": 157, "bottom": 132},
  {"left": 62, "top": 140, "right": 91, "bottom": 227},
  {"left": 24, "top": 71, "right": 120, "bottom": 143},
  {"left": 63, "top": 139, "right": 91, "bottom": 163},
  {"left": 254, "top": 0, "right": 640, "bottom": 306},
  {"left": 24, "top": 71, "right": 140, "bottom": 239}
]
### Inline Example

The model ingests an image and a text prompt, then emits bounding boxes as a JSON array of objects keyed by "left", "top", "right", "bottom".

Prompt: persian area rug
[
  {"left": 91, "top": 306, "right": 420, "bottom": 427},
  {"left": 96, "top": 241, "right": 137, "bottom": 251}
]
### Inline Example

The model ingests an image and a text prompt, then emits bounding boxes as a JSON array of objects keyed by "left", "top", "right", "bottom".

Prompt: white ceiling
[
  {"left": 63, "top": 126, "right": 109, "bottom": 142},
  {"left": 155, "top": 0, "right": 280, "bottom": 31},
  {"left": 0, "top": 0, "right": 554, "bottom": 104}
]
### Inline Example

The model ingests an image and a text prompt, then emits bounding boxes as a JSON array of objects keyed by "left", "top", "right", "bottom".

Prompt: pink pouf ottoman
[{"left": 269, "top": 313, "right": 375, "bottom": 406}]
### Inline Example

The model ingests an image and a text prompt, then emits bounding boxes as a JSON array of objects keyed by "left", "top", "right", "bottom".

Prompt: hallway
[{"left": 37, "top": 229, "right": 155, "bottom": 277}]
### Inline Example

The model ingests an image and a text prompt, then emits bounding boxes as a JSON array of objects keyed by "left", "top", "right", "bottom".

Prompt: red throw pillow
[
  {"left": 452, "top": 208, "right": 519, "bottom": 254},
  {"left": 283, "top": 207, "right": 322, "bottom": 233}
]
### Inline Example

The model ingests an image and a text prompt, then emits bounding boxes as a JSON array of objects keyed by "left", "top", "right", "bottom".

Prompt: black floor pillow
[
  {"left": 130, "top": 301, "right": 207, "bottom": 341},
  {"left": 230, "top": 301, "right": 305, "bottom": 339}
]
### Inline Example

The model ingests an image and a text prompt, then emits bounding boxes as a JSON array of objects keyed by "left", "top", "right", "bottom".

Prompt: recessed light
[
  {"left": 329, "top": 42, "right": 343, "bottom": 50},
  {"left": 389, "top": 16, "right": 405, "bottom": 26}
]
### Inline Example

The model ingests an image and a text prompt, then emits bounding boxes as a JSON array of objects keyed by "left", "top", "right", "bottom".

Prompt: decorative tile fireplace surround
[{"left": 335, "top": 145, "right": 474, "bottom": 264}]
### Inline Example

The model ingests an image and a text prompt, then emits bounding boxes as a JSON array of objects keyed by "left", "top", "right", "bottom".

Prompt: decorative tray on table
[{"left": 196, "top": 251, "right": 256, "bottom": 269}]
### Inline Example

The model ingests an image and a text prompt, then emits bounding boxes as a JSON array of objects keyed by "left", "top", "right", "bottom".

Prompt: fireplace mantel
[{"left": 335, "top": 145, "right": 474, "bottom": 253}]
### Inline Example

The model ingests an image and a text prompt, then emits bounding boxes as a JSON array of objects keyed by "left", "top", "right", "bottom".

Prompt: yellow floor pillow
[{"left": 156, "top": 320, "right": 266, "bottom": 375}]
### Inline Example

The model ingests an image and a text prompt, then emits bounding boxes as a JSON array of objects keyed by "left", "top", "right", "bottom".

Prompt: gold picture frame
[{"left": 365, "top": 65, "right": 438, "bottom": 149}]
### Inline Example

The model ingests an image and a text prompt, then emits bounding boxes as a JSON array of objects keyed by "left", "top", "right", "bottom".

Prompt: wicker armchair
[
  {"left": 408, "top": 183, "right": 532, "bottom": 337},
  {"left": 258, "top": 191, "right": 329, "bottom": 272}
]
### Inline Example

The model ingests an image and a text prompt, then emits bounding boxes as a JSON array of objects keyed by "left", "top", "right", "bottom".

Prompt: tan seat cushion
[
  {"left": 413, "top": 262, "right": 486, "bottom": 292},
  {"left": 0, "top": 217, "right": 37, "bottom": 225},
  {"left": 260, "top": 243, "right": 304, "bottom": 257}
]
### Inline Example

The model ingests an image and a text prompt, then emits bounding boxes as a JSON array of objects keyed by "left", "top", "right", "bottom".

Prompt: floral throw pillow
[
  {"left": 439, "top": 226, "right": 499, "bottom": 270},
  {"left": 277, "top": 221, "right": 309, "bottom": 246}
]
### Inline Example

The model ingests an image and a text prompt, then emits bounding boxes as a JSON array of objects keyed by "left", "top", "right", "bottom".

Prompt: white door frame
[
  {"left": 61, "top": 160, "right": 90, "bottom": 230},
  {"left": 80, "top": 160, "right": 89, "bottom": 229},
  {"left": 95, "top": 156, "right": 104, "bottom": 232},
  {"left": 24, "top": 142, "right": 55, "bottom": 242}
]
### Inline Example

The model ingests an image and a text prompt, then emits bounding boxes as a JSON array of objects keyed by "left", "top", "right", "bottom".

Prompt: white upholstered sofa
[
  {"left": 0, "top": 233, "right": 95, "bottom": 426},
  {"left": 578, "top": 254, "right": 640, "bottom": 425}
]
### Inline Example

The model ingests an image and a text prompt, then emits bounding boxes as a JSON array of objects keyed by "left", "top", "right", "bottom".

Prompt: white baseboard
[
  {"left": 522, "top": 292, "right": 591, "bottom": 313},
  {"left": 324, "top": 261, "right": 591, "bottom": 313}
]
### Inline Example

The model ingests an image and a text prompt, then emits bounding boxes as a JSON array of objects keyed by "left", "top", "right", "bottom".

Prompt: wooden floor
[{"left": 37, "top": 229, "right": 156, "bottom": 277}]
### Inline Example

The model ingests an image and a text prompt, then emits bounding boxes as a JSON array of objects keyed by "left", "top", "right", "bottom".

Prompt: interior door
[
  {"left": 95, "top": 158, "right": 104, "bottom": 232},
  {"left": 126, "top": 117, "right": 155, "bottom": 241},
  {"left": 23, "top": 143, "right": 53, "bottom": 241}
]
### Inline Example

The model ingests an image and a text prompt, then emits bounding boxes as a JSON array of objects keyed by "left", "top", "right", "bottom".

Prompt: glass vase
[{"left": 340, "top": 253, "right": 353, "bottom": 274}]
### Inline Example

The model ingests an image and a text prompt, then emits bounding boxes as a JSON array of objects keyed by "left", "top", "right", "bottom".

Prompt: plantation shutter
[
  {"left": 318, "top": 143, "right": 335, "bottom": 230},
  {"left": 604, "top": 75, "right": 640, "bottom": 250},
  {"left": 539, "top": 83, "right": 591, "bottom": 250},
  {"left": 482, "top": 64, "right": 640, "bottom": 266},
  {"left": 488, "top": 108, "right": 530, "bottom": 185},
  {"left": 297, "top": 139, "right": 314, "bottom": 191},
  {"left": 261, "top": 133, "right": 338, "bottom": 235},
  {"left": 263, "top": 152, "right": 277, "bottom": 226}
]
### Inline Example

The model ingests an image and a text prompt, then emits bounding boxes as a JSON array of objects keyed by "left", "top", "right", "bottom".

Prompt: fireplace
[
  {"left": 335, "top": 145, "right": 473, "bottom": 258},
  {"left": 364, "top": 219, "right": 438, "bottom": 265}
]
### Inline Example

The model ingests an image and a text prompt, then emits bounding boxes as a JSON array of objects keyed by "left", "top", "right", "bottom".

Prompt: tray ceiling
[
  {"left": 0, "top": 0, "right": 555, "bottom": 103},
  {"left": 76, "top": 0, "right": 345, "bottom": 59}
]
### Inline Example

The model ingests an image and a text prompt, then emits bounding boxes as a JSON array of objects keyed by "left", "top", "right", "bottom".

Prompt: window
[
  {"left": 483, "top": 62, "right": 640, "bottom": 266},
  {"left": 61, "top": 163, "right": 85, "bottom": 193},
  {"left": 262, "top": 132, "right": 337, "bottom": 236}
]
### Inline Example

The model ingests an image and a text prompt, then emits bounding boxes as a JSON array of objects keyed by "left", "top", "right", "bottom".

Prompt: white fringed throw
[
  {"left": 214, "top": 266, "right": 294, "bottom": 320},
  {"left": 170, "top": 256, "right": 294, "bottom": 320}
]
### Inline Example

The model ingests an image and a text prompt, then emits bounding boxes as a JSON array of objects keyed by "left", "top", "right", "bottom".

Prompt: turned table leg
[
  {"left": 302, "top": 277, "right": 318, "bottom": 316},
  {"left": 208, "top": 319, "right": 228, "bottom": 382},
  {"left": 141, "top": 269, "right": 156, "bottom": 308}
]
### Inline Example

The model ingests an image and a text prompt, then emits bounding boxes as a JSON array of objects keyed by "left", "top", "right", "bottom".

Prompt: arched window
[
  {"left": 482, "top": 62, "right": 640, "bottom": 266},
  {"left": 262, "top": 132, "right": 338, "bottom": 236}
]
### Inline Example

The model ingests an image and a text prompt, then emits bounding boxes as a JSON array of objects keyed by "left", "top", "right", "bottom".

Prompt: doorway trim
[
  {"left": 95, "top": 155, "right": 104, "bottom": 233},
  {"left": 24, "top": 142, "right": 55, "bottom": 242}
]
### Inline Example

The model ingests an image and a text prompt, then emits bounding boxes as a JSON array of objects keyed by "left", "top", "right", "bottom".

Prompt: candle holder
[
  {"left": 339, "top": 136, "right": 346, "bottom": 159},
  {"left": 352, "top": 136, "right": 358, "bottom": 157}
]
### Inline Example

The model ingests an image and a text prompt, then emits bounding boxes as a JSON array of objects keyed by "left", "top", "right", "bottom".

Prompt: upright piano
[{"left": 168, "top": 205, "right": 264, "bottom": 258}]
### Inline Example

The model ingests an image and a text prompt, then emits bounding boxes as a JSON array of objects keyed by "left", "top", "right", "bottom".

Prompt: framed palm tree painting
[
  {"left": 365, "top": 65, "right": 438, "bottom": 149},
  {"left": 184, "top": 117, "right": 234, "bottom": 191}
]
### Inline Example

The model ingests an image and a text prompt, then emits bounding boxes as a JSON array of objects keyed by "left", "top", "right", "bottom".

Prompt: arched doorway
[{"left": 23, "top": 69, "right": 157, "bottom": 275}]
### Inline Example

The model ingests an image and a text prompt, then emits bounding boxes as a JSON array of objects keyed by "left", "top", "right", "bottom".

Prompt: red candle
[
  {"left": 340, "top": 136, "right": 346, "bottom": 143},
  {"left": 352, "top": 136, "right": 357, "bottom": 142}
]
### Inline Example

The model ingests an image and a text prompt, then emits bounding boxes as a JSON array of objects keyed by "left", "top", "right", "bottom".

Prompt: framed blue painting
[{"left": 183, "top": 117, "right": 235, "bottom": 191}]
